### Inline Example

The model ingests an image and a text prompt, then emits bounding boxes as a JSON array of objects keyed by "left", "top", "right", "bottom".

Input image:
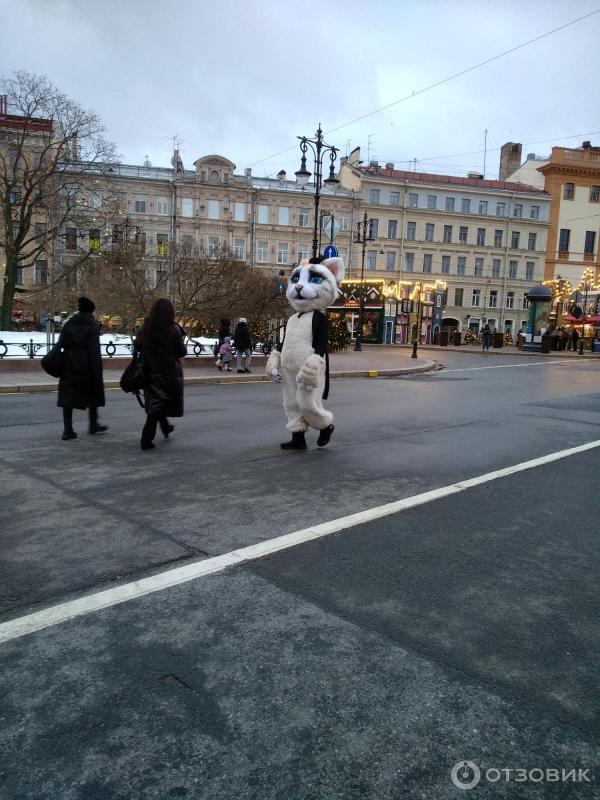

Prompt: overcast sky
[{"left": 1, "top": 0, "right": 599, "bottom": 180}]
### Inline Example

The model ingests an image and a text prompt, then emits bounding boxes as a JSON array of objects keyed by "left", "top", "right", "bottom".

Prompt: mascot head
[{"left": 286, "top": 256, "right": 345, "bottom": 313}]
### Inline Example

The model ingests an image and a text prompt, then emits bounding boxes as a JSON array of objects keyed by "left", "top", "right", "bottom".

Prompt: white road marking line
[
  {"left": 430, "top": 360, "right": 566, "bottom": 373},
  {"left": 2, "top": 438, "right": 600, "bottom": 645}
]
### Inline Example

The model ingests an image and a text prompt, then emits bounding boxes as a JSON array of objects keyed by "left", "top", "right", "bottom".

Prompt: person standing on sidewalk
[
  {"left": 135, "top": 298, "right": 186, "bottom": 451},
  {"left": 234, "top": 317, "right": 253, "bottom": 373},
  {"left": 58, "top": 296, "right": 108, "bottom": 441},
  {"left": 481, "top": 323, "right": 492, "bottom": 352}
]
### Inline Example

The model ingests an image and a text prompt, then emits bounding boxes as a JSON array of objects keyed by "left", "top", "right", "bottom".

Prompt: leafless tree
[{"left": 0, "top": 70, "right": 118, "bottom": 328}]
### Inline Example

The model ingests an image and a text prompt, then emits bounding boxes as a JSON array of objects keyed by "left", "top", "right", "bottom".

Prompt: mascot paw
[
  {"left": 266, "top": 350, "right": 281, "bottom": 376},
  {"left": 296, "top": 354, "right": 323, "bottom": 390},
  {"left": 271, "top": 368, "right": 281, "bottom": 384}
]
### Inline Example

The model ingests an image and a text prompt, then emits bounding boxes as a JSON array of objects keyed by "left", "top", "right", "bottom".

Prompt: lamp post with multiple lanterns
[
  {"left": 295, "top": 124, "right": 339, "bottom": 259},
  {"left": 353, "top": 213, "right": 375, "bottom": 351}
]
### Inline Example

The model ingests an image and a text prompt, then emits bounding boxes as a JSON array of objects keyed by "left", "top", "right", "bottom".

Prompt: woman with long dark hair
[{"left": 135, "top": 298, "right": 187, "bottom": 450}]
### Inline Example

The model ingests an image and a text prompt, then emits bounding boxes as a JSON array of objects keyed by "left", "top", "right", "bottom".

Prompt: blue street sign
[{"left": 323, "top": 245, "right": 338, "bottom": 258}]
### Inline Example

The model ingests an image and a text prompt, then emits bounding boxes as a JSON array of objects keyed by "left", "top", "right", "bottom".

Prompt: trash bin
[
  {"left": 493, "top": 332, "right": 504, "bottom": 348},
  {"left": 541, "top": 334, "right": 552, "bottom": 354},
  {"left": 517, "top": 333, "right": 525, "bottom": 350},
  {"left": 439, "top": 331, "right": 449, "bottom": 346},
  {"left": 453, "top": 331, "right": 461, "bottom": 346}
]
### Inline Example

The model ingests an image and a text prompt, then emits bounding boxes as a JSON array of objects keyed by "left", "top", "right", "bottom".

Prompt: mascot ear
[{"left": 323, "top": 257, "right": 345, "bottom": 284}]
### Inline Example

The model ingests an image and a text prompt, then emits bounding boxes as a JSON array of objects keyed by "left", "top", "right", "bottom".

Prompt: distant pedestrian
[
  {"left": 218, "top": 336, "right": 233, "bottom": 371},
  {"left": 481, "top": 323, "right": 492, "bottom": 351},
  {"left": 135, "top": 298, "right": 186, "bottom": 451},
  {"left": 572, "top": 328, "right": 580, "bottom": 352},
  {"left": 57, "top": 296, "right": 107, "bottom": 440},
  {"left": 233, "top": 317, "right": 253, "bottom": 373},
  {"left": 214, "top": 317, "right": 231, "bottom": 369}
]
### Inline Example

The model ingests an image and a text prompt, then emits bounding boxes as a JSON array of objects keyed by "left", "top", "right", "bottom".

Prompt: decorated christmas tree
[{"left": 328, "top": 313, "right": 352, "bottom": 352}]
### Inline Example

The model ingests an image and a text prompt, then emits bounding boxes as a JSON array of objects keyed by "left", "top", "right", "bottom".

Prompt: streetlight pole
[
  {"left": 353, "top": 213, "right": 375, "bottom": 352},
  {"left": 411, "top": 282, "right": 423, "bottom": 358},
  {"left": 295, "top": 124, "right": 339, "bottom": 259}
]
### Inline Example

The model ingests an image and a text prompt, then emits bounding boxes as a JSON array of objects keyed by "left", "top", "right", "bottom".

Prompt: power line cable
[{"left": 247, "top": 9, "right": 600, "bottom": 169}]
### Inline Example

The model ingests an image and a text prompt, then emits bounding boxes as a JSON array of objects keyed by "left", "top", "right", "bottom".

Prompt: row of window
[
  {"left": 400, "top": 253, "right": 536, "bottom": 280},
  {"left": 563, "top": 183, "right": 600, "bottom": 202},
  {"left": 399, "top": 221, "right": 537, "bottom": 250},
  {"left": 558, "top": 228, "right": 597, "bottom": 255},
  {"left": 368, "top": 189, "right": 542, "bottom": 218},
  {"left": 452, "top": 288, "right": 528, "bottom": 310}
]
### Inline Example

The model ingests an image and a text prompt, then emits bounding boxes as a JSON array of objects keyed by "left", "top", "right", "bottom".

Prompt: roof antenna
[{"left": 483, "top": 128, "right": 488, "bottom": 178}]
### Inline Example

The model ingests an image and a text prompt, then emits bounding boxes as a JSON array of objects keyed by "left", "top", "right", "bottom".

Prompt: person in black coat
[
  {"left": 135, "top": 298, "right": 187, "bottom": 451},
  {"left": 233, "top": 317, "right": 253, "bottom": 373},
  {"left": 57, "top": 296, "right": 107, "bottom": 440}
]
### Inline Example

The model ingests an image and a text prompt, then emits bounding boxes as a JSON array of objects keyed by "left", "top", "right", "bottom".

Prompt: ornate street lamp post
[
  {"left": 353, "top": 213, "right": 375, "bottom": 352},
  {"left": 411, "top": 283, "right": 424, "bottom": 358},
  {"left": 295, "top": 124, "right": 339, "bottom": 259}
]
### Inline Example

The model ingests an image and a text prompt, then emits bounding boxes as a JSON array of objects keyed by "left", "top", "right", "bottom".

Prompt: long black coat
[
  {"left": 233, "top": 322, "right": 252, "bottom": 351},
  {"left": 135, "top": 326, "right": 186, "bottom": 418},
  {"left": 57, "top": 312, "right": 105, "bottom": 409}
]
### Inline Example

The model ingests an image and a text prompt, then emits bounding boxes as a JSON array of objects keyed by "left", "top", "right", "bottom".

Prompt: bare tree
[{"left": 0, "top": 71, "right": 118, "bottom": 329}]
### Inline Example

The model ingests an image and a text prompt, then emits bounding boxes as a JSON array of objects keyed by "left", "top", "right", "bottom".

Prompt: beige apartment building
[{"left": 339, "top": 150, "right": 550, "bottom": 338}]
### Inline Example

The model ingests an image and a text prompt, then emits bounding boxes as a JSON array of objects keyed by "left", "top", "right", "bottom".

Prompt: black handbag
[
  {"left": 41, "top": 342, "right": 65, "bottom": 378},
  {"left": 120, "top": 352, "right": 145, "bottom": 394}
]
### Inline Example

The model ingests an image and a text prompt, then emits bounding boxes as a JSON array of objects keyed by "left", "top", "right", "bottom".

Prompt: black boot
[
  {"left": 317, "top": 424, "right": 334, "bottom": 447},
  {"left": 62, "top": 430, "right": 77, "bottom": 441},
  {"left": 280, "top": 431, "right": 307, "bottom": 450}
]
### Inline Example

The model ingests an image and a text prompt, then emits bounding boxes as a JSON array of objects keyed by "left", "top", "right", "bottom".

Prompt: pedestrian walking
[
  {"left": 233, "top": 317, "right": 253, "bottom": 373},
  {"left": 214, "top": 317, "right": 231, "bottom": 369},
  {"left": 572, "top": 327, "right": 580, "bottom": 352},
  {"left": 57, "top": 296, "right": 107, "bottom": 440},
  {"left": 135, "top": 298, "right": 186, "bottom": 451},
  {"left": 218, "top": 336, "right": 233, "bottom": 371},
  {"left": 481, "top": 323, "right": 492, "bottom": 352}
]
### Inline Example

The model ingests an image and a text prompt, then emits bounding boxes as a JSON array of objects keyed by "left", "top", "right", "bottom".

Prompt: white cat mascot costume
[{"left": 266, "top": 255, "right": 344, "bottom": 450}]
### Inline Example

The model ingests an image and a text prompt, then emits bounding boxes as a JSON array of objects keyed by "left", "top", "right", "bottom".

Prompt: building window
[
  {"left": 181, "top": 235, "right": 194, "bottom": 256},
  {"left": 386, "top": 251, "right": 396, "bottom": 271},
  {"left": 509, "top": 261, "right": 518, "bottom": 279},
  {"left": 406, "top": 221, "right": 416, "bottom": 241},
  {"left": 298, "top": 247, "right": 309, "bottom": 262},
  {"left": 506, "top": 291, "right": 515, "bottom": 309},
  {"left": 513, "top": 204, "right": 522, "bottom": 218},
  {"left": 88, "top": 192, "right": 101, "bottom": 209},
  {"left": 459, "top": 226, "right": 468, "bottom": 244},
  {"left": 511, "top": 231, "right": 520, "bottom": 249},
  {"left": 278, "top": 207, "right": 289, "bottom": 225},
  {"left": 585, "top": 230, "right": 596, "bottom": 255},
  {"left": 558, "top": 228, "right": 570, "bottom": 254},
  {"left": 474, "top": 257, "right": 483, "bottom": 277},
  {"left": 445, "top": 196, "right": 455, "bottom": 212},
  {"left": 15, "top": 263, "right": 24, "bottom": 285},
  {"left": 427, "top": 195, "right": 437, "bottom": 210},
  {"left": 338, "top": 216, "right": 349, "bottom": 231},
  {"left": 369, "top": 189, "right": 380, "bottom": 204},
  {"left": 476, "top": 228, "right": 486, "bottom": 246},
  {"left": 472, "top": 289, "right": 481, "bottom": 307},
  {"left": 389, "top": 191, "right": 400, "bottom": 206},
  {"left": 208, "top": 200, "right": 220, "bottom": 219},
  {"left": 257, "top": 204, "right": 269, "bottom": 224},
  {"left": 370, "top": 219, "right": 379, "bottom": 238},
  {"left": 522, "top": 296, "right": 529, "bottom": 310},
  {"left": 134, "top": 199, "right": 146, "bottom": 214},
  {"left": 441, "top": 255, "right": 450, "bottom": 274},
  {"left": 443, "top": 225, "right": 452, "bottom": 243},
  {"left": 404, "top": 252, "right": 414, "bottom": 272},
  {"left": 34, "top": 260, "right": 47, "bottom": 285},
  {"left": 461, "top": 198, "right": 470, "bottom": 213},
  {"left": 157, "top": 198, "right": 170, "bottom": 216},
  {"left": 408, "top": 192, "right": 418, "bottom": 207},
  {"left": 479, "top": 200, "right": 488, "bottom": 214},
  {"left": 234, "top": 239, "right": 246, "bottom": 260},
  {"left": 564, "top": 182, "right": 574, "bottom": 200},
  {"left": 425, "top": 223, "right": 434, "bottom": 242},
  {"left": 89, "top": 228, "right": 101, "bottom": 252},
  {"left": 207, "top": 237, "right": 219, "bottom": 258},
  {"left": 298, "top": 208, "right": 310, "bottom": 227},
  {"left": 257, "top": 240, "right": 268, "bottom": 263},
  {"left": 496, "top": 202, "right": 505, "bottom": 216},
  {"left": 489, "top": 290, "right": 498, "bottom": 308},
  {"left": 454, "top": 288, "right": 463, "bottom": 306},
  {"left": 494, "top": 229, "right": 503, "bottom": 247},
  {"left": 525, "top": 262, "right": 534, "bottom": 281},
  {"left": 457, "top": 256, "right": 466, "bottom": 275},
  {"left": 233, "top": 202, "right": 245, "bottom": 221},
  {"left": 65, "top": 227, "right": 77, "bottom": 251},
  {"left": 492, "top": 259, "right": 501, "bottom": 278},
  {"left": 528, "top": 232, "right": 537, "bottom": 251},
  {"left": 181, "top": 198, "right": 193, "bottom": 217},
  {"left": 529, "top": 205, "right": 539, "bottom": 219},
  {"left": 277, "top": 242, "right": 289, "bottom": 263},
  {"left": 423, "top": 254, "right": 432, "bottom": 273},
  {"left": 590, "top": 185, "right": 600, "bottom": 202},
  {"left": 387, "top": 219, "right": 398, "bottom": 239},
  {"left": 157, "top": 233, "right": 169, "bottom": 256},
  {"left": 367, "top": 250, "right": 377, "bottom": 268}
]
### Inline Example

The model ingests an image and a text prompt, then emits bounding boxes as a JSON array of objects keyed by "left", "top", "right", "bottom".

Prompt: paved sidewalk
[{"left": 0, "top": 347, "right": 435, "bottom": 393}]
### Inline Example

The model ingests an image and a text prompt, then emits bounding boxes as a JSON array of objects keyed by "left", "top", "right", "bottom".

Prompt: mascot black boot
[
  {"left": 267, "top": 255, "right": 344, "bottom": 449},
  {"left": 280, "top": 431, "right": 307, "bottom": 450}
]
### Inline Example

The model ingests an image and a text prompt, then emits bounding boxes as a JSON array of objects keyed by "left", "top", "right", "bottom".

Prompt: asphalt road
[{"left": 0, "top": 350, "right": 599, "bottom": 799}]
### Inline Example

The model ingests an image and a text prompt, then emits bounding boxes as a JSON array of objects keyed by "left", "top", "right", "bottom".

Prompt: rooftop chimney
[
  {"left": 526, "top": 153, "right": 536, "bottom": 160},
  {"left": 385, "top": 162, "right": 394, "bottom": 170},
  {"left": 244, "top": 167, "right": 252, "bottom": 177},
  {"left": 499, "top": 142, "right": 522, "bottom": 181},
  {"left": 582, "top": 141, "right": 591, "bottom": 149}
]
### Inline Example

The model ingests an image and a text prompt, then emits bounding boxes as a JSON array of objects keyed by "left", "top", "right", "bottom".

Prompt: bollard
[{"left": 411, "top": 341, "right": 418, "bottom": 359}]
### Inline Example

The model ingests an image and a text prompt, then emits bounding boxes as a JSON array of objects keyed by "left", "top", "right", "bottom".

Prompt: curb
[{"left": 0, "top": 360, "right": 436, "bottom": 395}]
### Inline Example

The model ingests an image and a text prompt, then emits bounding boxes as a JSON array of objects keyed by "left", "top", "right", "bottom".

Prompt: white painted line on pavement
[
  {"left": 2, "top": 438, "right": 600, "bottom": 645},
  {"left": 430, "top": 360, "right": 566, "bottom": 373}
]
